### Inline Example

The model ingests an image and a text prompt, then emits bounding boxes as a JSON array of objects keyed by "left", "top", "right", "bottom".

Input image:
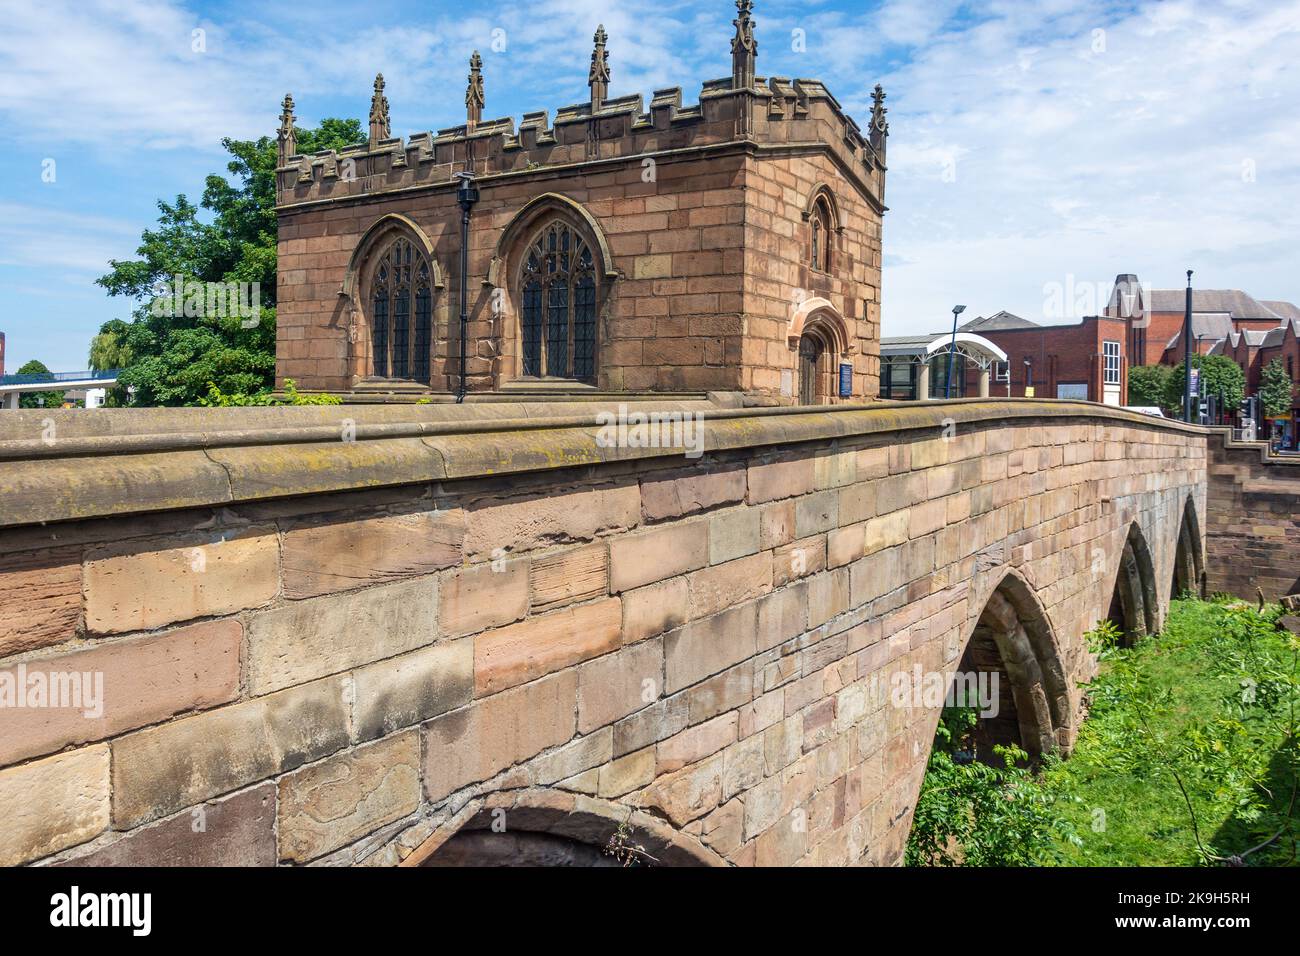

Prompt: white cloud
[
  {"left": 2, "top": 0, "right": 1298, "bottom": 363},
  {"left": 877, "top": 0, "right": 1300, "bottom": 331},
  {"left": 0, "top": 202, "right": 140, "bottom": 274}
]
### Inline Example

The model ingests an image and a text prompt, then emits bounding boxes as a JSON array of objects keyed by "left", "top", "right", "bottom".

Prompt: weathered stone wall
[
  {"left": 276, "top": 78, "right": 884, "bottom": 401},
  {"left": 1205, "top": 428, "right": 1300, "bottom": 600},
  {"left": 0, "top": 400, "right": 1204, "bottom": 867},
  {"left": 741, "top": 152, "right": 881, "bottom": 398}
]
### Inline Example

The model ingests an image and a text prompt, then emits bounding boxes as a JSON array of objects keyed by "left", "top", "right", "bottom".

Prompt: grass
[{"left": 1040, "top": 597, "right": 1300, "bottom": 866}]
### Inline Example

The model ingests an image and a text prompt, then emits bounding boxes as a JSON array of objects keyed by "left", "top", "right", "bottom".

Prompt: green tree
[
  {"left": 1162, "top": 355, "right": 1246, "bottom": 418},
  {"left": 905, "top": 706, "right": 1076, "bottom": 866},
  {"left": 96, "top": 118, "right": 362, "bottom": 406},
  {"left": 1126, "top": 364, "right": 1172, "bottom": 411},
  {"left": 14, "top": 359, "right": 65, "bottom": 409},
  {"left": 87, "top": 319, "right": 133, "bottom": 371},
  {"left": 1259, "top": 357, "right": 1293, "bottom": 419}
]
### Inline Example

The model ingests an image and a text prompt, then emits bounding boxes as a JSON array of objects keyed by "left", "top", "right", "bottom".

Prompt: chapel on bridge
[{"left": 274, "top": 1, "right": 888, "bottom": 404}]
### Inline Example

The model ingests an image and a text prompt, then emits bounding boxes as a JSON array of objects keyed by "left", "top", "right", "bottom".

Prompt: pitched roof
[
  {"left": 1148, "top": 289, "right": 1282, "bottom": 320},
  {"left": 1261, "top": 300, "right": 1300, "bottom": 322},
  {"left": 1164, "top": 313, "right": 1235, "bottom": 350},
  {"left": 959, "top": 310, "right": 1040, "bottom": 332},
  {"left": 1260, "top": 323, "right": 1296, "bottom": 348}
]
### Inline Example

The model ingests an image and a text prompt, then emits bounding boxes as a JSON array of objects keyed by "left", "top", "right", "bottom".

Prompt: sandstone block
[
  {"left": 665, "top": 602, "right": 758, "bottom": 693},
  {"left": 282, "top": 510, "right": 464, "bottom": 599},
  {"left": 747, "top": 457, "right": 816, "bottom": 504},
  {"left": 641, "top": 752, "right": 725, "bottom": 826},
  {"left": 464, "top": 483, "right": 640, "bottom": 560},
  {"left": 59, "top": 784, "right": 275, "bottom": 867},
  {"left": 609, "top": 520, "right": 708, "bottom": 592},
  {"left": 0, "top": 619, "right": 242, "bottom": 766},
  {"left": 688, "top": 551, "right": 772, "bottom": 619},
  {"left": 111, "top": 676, "right": 351, "bottom": 829},
  {"left": 0, "top": 546, "right": 81, "bottom": 658},
  {"left": 352, "top": 639, "right": 474, "bottom": 743},
  {"left": 422, "top": 670, "right": 577, "bottom": 802},
  {"left": 530, "top": 543, "right": 608, "bottom": 611},
  {"left": 621, "top": 577, "right": 688, "bottom": 644},
  {"left": 612, "top": 694, "right": 690, "bottom": 756},
  {"left": 85, "top": 528, "right": 279, "bottom": 635},
  {"left": 0, "top": 745, "right": 109, "bottom": 866},
  {"left": 641, "top": 465, "right": 745, "bottom": 520},
  {"left": 795, "top": 490, "right": 839, "bottom": 537},
  {"left": 532, "top": 729, "right": 613, "bottom": 785},
  {"left": 657, "top": 712, "right": 738, "bottom": 773},
  {"left": 247, "top": 578, "right": 438, "bottom": 694},
  {"left": 577, "top": 637, "right": 663, "bottom": 733},
  {"left": 598, "top": 747, "right": 655, "bottom": 798},
  {"left": 474, "top": 597, "right": 621, "bottom": 696},
  {"left": 773, "top": 535, "right": 826, "bottom": 586},
  {"left": 440, "top": 559, "right": 529, "bottom": 637},
  {"left": 278, "top": 731, "right": 420, "bottom": 862}
]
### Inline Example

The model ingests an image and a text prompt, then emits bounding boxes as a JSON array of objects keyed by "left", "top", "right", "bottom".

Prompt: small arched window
[
  {"left": 519, "top": 221, "right": 597, "bottom": 382},
  {"left": 370, "top": 236, "right": 433, "bottom": 382},
  {"left": 809, "top": 196, "right": 833, "bottom": 272}
]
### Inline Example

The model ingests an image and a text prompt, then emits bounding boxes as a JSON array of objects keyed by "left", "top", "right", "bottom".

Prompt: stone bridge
[{"left": 0, "top": 399, "right": 1207, "bottom": 867}]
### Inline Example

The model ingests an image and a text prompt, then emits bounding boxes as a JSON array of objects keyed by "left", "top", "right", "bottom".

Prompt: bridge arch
[
  {"left": 1108, "top": 522, "right": 1158, "bottom": 646},
  {"left": 1171, "top": 496, "right": 1205, "bottom": 599},
  {"left": 956, "top": 567, "right": 1072, "bottom": 760},
  {"left": 399, "top": 789, "right": 726, "bottom": 868}
]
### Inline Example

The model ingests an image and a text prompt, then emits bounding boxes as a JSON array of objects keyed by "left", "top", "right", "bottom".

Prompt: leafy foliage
[
  {"left": 1044, "top": 599, "right": 1299, "bottom": 866},
  {"left": 1259, "top": 357, "right": 1294, "bottom": 419},
  {"left": 96, "top": 119, "right": 362, "bottom": 406},
  {"left": 905, "top": 707, "right": 1077, "bottom": 866},
  {"left": 197, "top": 379, "right": 341, "bottom": 407},
  {"left": 13, "top": 360, "right": 65, "bottom": 409},
  {"left": 907, "top": 603, "right": 1300, "bottom": 866},
  {"left": 1162, "top": 354, "right": 1246, "bottom": 416},
  {"left": 1127, "top": 364, "right": 1172, "bottom": 412}
]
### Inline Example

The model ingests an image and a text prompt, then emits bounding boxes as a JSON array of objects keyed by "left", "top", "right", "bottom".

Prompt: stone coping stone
[{"left": 0, "top": 399, "right": 1205, "bottom": 530}]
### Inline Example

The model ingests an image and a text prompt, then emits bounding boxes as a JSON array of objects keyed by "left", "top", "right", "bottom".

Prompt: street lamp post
[
  {"left": 945, "top": 305, "right": 966, "bottom": 398},
  {"left": 1183, "top": 269, "right": 1194, "bottom": 423},
  {"left": 455, "top": 172, "right": 480, "bottom": 404}
]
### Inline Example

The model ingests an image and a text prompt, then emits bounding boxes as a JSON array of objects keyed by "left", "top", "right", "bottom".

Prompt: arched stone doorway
[
  {"left": 786, "top": 297, "right": 853, "bottom": 404},
  {"left": 1171, "top": 497, "right": 1205, "bottom": 599},
  {"left": 401, "top": 789, "right": 725, "bottom": 868},
  {"left": 1107, "top": 523, "right": 1158, "bottom": 647},
  {"left": 954, "top": 570, "right": 1072, "bottom": 762}
]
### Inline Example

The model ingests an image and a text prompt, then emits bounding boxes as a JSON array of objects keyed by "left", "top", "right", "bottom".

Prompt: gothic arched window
[
  {"left": 809, "top": 197, "right": 833, "bottom": 272},
  {"left": 369, "top": 236, "right": 433, "bottom": 382},
  {"left": 519, "top": 222, "right": 597, "bottom": 382}
]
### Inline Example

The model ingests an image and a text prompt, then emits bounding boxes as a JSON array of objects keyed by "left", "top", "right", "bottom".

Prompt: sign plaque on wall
[{"left": 838, "top": 363, "right": 852, "bottom": 399}]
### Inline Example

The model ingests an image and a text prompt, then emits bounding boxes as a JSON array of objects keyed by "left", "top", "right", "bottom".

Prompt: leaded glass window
[
  {"left": 369, "top": 236, "right": 434, "bottom": 382},
  {"left": 517, "top": 222, "right": 597, "bottom": 383}
]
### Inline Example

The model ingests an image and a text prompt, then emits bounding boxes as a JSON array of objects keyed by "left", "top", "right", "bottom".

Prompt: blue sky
[{"left": 1, "top": 0, "right": 1298, "bottom": 371}]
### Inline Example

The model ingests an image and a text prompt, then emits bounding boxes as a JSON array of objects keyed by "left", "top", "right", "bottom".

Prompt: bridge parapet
[{"left": 0, "top": 399, "right": 1206, "bottom": 866}]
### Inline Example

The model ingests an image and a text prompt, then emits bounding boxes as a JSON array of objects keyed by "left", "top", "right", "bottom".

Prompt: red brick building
[
  {"left": 1116, "top": 282, "right": 1285, "bottom": 367},
  {"left": 881, "top": 311, "right": 1129, "bottom": 405},
  {"left": 274, "top": 3, "right": 887, "bottom": 404},
  {"left": 956, "top": 311, "right": 1129, "bottom": 405}
]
